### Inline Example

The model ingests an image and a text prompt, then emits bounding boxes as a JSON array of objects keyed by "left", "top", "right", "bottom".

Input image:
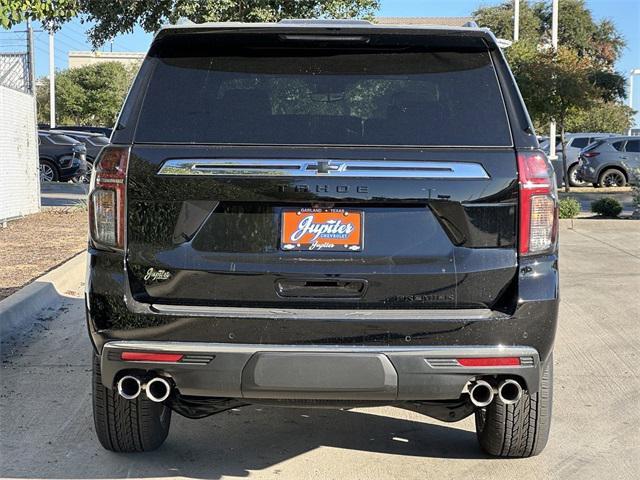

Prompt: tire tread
[
  {"left": 92, "top": 355, "right": 170, "bottom": 452},
  {"left": 475, "top": 354, "right": 553, "bottom": 458}
]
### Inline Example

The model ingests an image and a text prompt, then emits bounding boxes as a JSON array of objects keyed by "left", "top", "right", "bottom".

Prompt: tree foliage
[
  {"left": 2, "top": 1, "right": 380, "bottom": 45},
  {"left": 474, "top": 0, "right": 633, "bottom": 137},
  {"left": 474, "top": 0, "right": 625, "bottom": 67},
  {"left": 565, "top": 102, "right": 634, "bottom": 133},
  {"left": 37, "top": 61, "right": 137, "bottom": 126},
  {"left": 0, "top": 0, "right": 78, "bottom": 29}
]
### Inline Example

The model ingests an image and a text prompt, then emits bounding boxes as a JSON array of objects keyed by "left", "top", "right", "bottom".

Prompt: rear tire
[
  {"left": 92, "top": 354, "right": 171, "bottom": 452},
  {"left": 568, "top": 163, "right": 588, "bottom": 187},
  {"left": 475, "top": 354, "right": 553, "bottom": 457},
  {"left": 598, "top": 168, "right": 626, "bottom": 188},
  {"left": 39, "top": 159, "right": 59, "bottom": 182}
]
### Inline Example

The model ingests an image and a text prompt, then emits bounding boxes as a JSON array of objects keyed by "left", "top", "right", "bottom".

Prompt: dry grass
[{"left": 0, "top": 209, "right": 88, "bottom": 301}]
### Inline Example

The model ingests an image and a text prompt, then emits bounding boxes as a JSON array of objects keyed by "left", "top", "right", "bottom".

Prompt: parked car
[
  {"left": 576, "top": 136, "right": 640, "bottom": 187},
  {"left": 540, "top": 133, "right": 619, "bottom": 187},
  {"left": 37, "top": 131, "right": 87, "bottom": 182},
  {"left": 87, "top": 20, "right": 558, "bottom": 458},
  {"left": 48, "top": 130, "right": 109, "bottom": 183}
]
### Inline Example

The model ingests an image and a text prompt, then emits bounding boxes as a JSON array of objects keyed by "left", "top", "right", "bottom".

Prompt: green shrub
[
  {"left": 591, "top": 197, "right": 623, "bottom": 217},
  {"left": 559, "top": 198, "right": 581, "bottom": 219}
]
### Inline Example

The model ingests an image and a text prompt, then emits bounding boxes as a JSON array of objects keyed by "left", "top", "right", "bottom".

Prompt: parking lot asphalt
[
  {"left": 40, "top": 182, "right": 88, "bottom": 207},
  {"left": 1, "top": 219, "right": 639, "bottom": 480}
]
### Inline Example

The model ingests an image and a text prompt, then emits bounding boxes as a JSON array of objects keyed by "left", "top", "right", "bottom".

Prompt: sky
[{"left": 3, "top": 0, "right": 640, "bottom": 125}]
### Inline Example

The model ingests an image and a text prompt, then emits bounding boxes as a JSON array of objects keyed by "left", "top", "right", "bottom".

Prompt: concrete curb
[{"left": 0, "top": 252, "right": 86, "bottom": 339}]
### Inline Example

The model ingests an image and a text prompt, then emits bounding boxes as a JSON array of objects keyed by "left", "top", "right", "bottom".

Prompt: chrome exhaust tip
[
  {"left": 469, "top": 379, "right": 495, "bottom": 408},
  {"left": 145, "top": 377, "right": 171, "bottom": 403},
  {"left": 117, "top": 375, "right": 141, "bottom": 400},
  {"left": 498, "top": 379, "right": 523, "bottom": 405}
]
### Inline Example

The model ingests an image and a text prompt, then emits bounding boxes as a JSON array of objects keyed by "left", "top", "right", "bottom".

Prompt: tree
[
  {"left": 533, "top": 0, "right": 624, "bottom": 67},
  {"left": 2, "top": 1, "right": 380, "bottom": 46},
  {"left": 474, "top": 0, "right": 541, "bottom": 43},
  {"left": 474, "top": 0, "right": 634, "bottom": 190},
  {"left": 565, "top": 102, "right": 634, "bottom": 133},
  {"left": 0, "top": 0, "right": 78, "bottom": 28},
  {"left": 516, "top": 47, "right": 598, "bottom": 191},
  {"left": 36, "top": 62, "right": 137, "bottom": 126}
]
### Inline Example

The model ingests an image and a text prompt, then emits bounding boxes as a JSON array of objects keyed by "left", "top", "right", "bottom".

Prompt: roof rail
[
  {"left": 278, "top": 19, "right": 372, "bottom": 25},
  {"left": 462, "top": 21, "right": 479, "bottom": 28}
]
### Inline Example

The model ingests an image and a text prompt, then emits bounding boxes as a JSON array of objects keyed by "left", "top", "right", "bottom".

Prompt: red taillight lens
[
  {"left": 457, "top": 357, "right": 521, "bottom": 367},
  {"left": 121, "top": 352, "right": 183, "bottom": 362},
  {"left": 582, "top": 151, "right": 600, "bottom": 158},
  {"left": 89, "top": 146, "right": 129, "bottom": 249},
  {"left": 517, "top": 151, "right": 558, "bottom": 256}
]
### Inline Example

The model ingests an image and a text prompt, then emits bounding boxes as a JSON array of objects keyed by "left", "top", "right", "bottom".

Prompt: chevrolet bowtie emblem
[{"left": 306, "top": 161, "right": 345, "bottom": 174}]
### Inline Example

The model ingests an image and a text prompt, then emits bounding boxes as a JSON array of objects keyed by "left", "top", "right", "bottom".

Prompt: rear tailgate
[{"left": 125, "top": 29, "right": 518, "bottom": 310}]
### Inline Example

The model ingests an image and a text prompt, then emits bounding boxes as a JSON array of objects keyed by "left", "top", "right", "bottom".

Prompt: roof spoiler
[{"left": 278, "top": 19, "right": 372, "bottom": 26}]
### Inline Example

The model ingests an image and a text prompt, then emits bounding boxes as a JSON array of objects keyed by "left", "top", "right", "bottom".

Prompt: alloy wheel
[
  {"left": 40, "top": 163, "right": 55, "bottom": 182},
  {"left": 603, "top": 171, "right": 625, "bottom": 187}
]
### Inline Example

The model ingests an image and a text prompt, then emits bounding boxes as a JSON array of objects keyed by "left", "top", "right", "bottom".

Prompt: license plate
[{"left": 281, "top": 209, "right": 363, "bottom": 252}]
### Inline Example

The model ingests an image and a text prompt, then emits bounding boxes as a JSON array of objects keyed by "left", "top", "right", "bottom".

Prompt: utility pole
[
  {"left": 48, "top": 28, "right": 56, "bottom": 128},
  {"left": 629, "top": 69, "right": 640, "bottom": 135},
  {"left": 26, "top": 20, "right": 35, "bottom": 94},
  {"left": 548, "top": 0, "right": 559, "bottom": 161},
  {"left": 513, "top": 0, "right": 520, "bottom": 43}
]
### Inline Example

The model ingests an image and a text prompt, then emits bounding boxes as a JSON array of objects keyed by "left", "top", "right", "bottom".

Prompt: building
[
  {"left": 0, "top": 51, "right": 40, "bottom": 222},
  {"left": 68, "top": 51, "right": 145, "bottom": 69},
  {"left": 375, "top": 17, "right": 474, "bottom": 27}
]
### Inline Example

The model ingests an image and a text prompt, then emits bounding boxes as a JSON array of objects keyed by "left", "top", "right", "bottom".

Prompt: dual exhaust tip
[
  {"left": 469, "top": 378, "right": 523, "bottom": 407},
  {"left": 117, "top": 375, "right": 171, "bottom": 403}
]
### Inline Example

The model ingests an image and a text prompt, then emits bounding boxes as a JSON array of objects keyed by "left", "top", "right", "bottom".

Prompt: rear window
[
  {"left": 134, "top": 33, "right": 512, "bottom": 147},
  {"left": 47, "top": 134, "right": 78, "bottom": 145},
  {"left": 626, "top": 140, "right": 640, "bottom": 152},
  {"left": 570, "top": 137, "right": 590, "bottom": 149},
  {"left": 612, "top": 141, "right": 626, "bottom": 151},
  {"left": 88, "top": 136, "right": 109, "bottom": 145},
  {"left": 583, "top": 140, "right": 604, "bottom": 152}
]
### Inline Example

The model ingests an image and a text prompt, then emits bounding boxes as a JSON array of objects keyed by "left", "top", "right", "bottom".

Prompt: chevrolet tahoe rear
[{"left": 86, "top": 19, "right": 558, "bottom": 457}]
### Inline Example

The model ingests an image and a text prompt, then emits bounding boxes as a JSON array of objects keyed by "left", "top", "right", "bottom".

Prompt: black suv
[
  {"left": 48, "top": 130, "right": 109, "bottom": 183},
  {"left": 86, "top": 20, "right": 559, "bottom": 457},
  {"left": 38, "top": 131, "right": 87, "bottom": 182}
]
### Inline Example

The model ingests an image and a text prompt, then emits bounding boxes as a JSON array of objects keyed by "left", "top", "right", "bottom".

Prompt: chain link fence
[
  {"left": 0, "top": 31, "right": 33, "bottom": 94},
  {"left": 0, "top": 53, "right": 31, "bottom": 93}
]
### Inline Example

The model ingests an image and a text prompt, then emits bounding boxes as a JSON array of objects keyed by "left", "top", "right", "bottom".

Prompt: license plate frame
[{"left": 280, "top": 208, "right": 363, "bottom": 252}]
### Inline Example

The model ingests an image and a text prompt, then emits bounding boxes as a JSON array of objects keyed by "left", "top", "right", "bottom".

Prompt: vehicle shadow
[{"left": 4, "top": 405, "right": 487, "bottom": 479}]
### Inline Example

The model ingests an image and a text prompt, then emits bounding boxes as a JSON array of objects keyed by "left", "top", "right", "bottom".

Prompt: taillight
[
  {"left": 89, "top": 146, "right": 130, "bottom": 249},
  {"left": 582, "top": 151, "right": 600, "bottom": 158},
  {"left": 517, "top": 151, "right": 558, "bottom": 256}
]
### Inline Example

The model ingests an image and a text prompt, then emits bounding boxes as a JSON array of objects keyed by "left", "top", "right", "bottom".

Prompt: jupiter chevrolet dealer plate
[{"left": 281, "top": 208, "right": 363, "bottom": 252}]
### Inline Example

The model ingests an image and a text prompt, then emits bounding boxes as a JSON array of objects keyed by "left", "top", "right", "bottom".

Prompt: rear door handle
[{"left": 275, "top": 278, "right": 368, "bottom": 298}]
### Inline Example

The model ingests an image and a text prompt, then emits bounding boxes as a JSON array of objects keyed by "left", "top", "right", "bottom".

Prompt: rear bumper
[
  {"left": 101, "top": 341, "right": 541, "bottom": 401},
  {"left": 577, "top": 163, "right": 597, "bottom": 183}
]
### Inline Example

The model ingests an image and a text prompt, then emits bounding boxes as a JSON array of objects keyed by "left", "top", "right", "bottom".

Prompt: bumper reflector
[
  {"left": 121, "top": 352, "right": 184, "bottom": 362},
  {"left": 457, "top": 357, "right": 521, "bottom": 367}
]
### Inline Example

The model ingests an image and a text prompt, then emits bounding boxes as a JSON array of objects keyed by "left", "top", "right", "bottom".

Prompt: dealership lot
[{"left": 1, "top": 219, "right": 638, "bottom": 480}]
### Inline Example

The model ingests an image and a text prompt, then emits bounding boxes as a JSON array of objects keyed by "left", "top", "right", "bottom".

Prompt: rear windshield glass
[
  {"left": 47, "top": 134, "right": 78, "bottom": 144},
  {"left": 89, "top": 136, "right": 109, "bottom": 145},
  {"left": 134, "top": 33, "right": 511, "bottom": 146}
]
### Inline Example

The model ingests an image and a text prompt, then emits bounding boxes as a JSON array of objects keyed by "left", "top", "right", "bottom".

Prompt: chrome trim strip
[
  {"left": 105, "top": 340, "right": 538, "bottom": 358},
  {"left": 157, "top": 159, "right": 490, "bottom": 179},
  {"left": 150, "top": 304, "right": 495, "bottom": 320}
]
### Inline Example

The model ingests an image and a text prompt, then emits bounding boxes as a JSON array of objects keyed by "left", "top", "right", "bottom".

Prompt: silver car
[
  {"left": 576, "top": 136, "right": 640, "bottom": 187},
  {"left": 540, "top": 133, "right": 619, "bottom": 187}
]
